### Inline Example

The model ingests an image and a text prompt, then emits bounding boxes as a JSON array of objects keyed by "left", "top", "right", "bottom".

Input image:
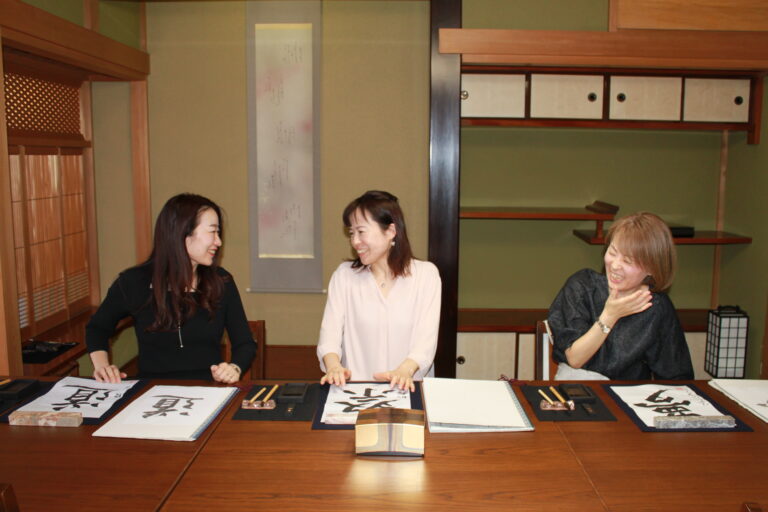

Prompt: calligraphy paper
[
  {"left": 17, "top": 377, "right": 138, "bottom": 419},
  {"left": 709, "top": 379, "right": 768, "bottom": 423},
  {"left": 609, "top": 384, "right": 722, "bottom": 428},
  {"left": 320, "top": 383, "right": 410, "bottom": 425},
  {"left": 92, "top": 385, "right": 237, "bottom": 441}
]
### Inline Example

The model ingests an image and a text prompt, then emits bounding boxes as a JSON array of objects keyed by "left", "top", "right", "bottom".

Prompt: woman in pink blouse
[{"left": 317, "top": 191, "right": 442, "bottom": 391}]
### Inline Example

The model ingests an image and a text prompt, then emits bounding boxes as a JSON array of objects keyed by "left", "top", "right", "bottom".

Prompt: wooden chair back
[
  {"left": 221, "top": 320, "right": 266, "bottom": 380},
  {"left": 0, "top": 483, "right": 19, "bottom": 512},
  {"left": 534, "top": 320, "right": 558, "bottom": 380}
]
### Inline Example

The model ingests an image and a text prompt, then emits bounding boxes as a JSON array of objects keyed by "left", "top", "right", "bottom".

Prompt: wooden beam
[
  {"left": 0, "top": 0, "right": 148, "bottom": 80},
  {"left": 131, "top": 3, "right": 152, "bottom": 264},
  {"left": 429, "top": 0, "right": 461, "bottom": 378},
  {"left": 0, "top": 30, "right": 23, "bottom": 375},
  {"left": 611, "top": 0, "right": 768, "bottom": 32},
  {"left": 131, "top": 81, "right": 152, "bottom": 263},
  {"left": 762, "top": 294, "right": 768, "bottom": 379},
  {"left": 710, "top": 130, "right": 729, "bottom": 308},
  {"left": 80, "top": 82, "right": 101, "bottom": 307},
  {"left": 440, "top": 28, "right": 768, "bottom": 70}
]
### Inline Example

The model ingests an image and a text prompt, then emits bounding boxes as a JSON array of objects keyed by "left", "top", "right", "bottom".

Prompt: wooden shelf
[
  {"left": 459, "top": 308, "right": 709, "bottom": 333},
  {"left": 439, "top": 28, "right": 768, "bottom": 70},
  {"left": 574, "top": 229, "right": 753, "bottom": 245},
  {"left": 462, "top": 118, "right": 750, "bottom": 133},
  {"left": 460, "top": 201, "right": 618, "bottom": 220}
]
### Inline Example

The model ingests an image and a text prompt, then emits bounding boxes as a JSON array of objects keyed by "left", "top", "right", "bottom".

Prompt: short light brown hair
[{"left": 605, "top": 212, "right": 677, "bottom": 293}]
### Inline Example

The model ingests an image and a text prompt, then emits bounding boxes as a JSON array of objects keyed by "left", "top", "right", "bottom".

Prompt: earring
[{"left": 391, "top": 240, "right": 396, "bottom": 247}]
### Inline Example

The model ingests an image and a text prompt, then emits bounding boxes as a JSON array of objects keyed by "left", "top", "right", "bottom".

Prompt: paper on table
[
  {"left": 92, "top": 385, "right": 237, "bottom": 441},
  {"left": 709, "top": 379, "right": 768, "bottom": 423},
  {"left": 609, "top": 384, "right": 723, "bottom": 428},
  {"left": 17, "top": 377, "right": 138, "bottom": 419},
  {"left": 321, "top": 383, "right": 410, "bottom": 425},
  {"left": 422, "top": 377, "right": 533, "bottom": 433}
]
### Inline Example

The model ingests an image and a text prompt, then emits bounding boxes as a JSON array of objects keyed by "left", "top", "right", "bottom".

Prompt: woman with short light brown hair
[{"left": 548, "top": 212, "right": 693, "bottom": 380}]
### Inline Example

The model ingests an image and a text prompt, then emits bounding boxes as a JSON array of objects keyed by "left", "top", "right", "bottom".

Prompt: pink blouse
[{"left": 317, "top": 259, "right": 441, "bottom": 381}]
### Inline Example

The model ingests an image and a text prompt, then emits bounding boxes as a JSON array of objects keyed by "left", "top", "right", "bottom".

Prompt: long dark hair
[
  {"left": 146, "top": 193, "right": 225, "bottom": 331},
  {"left": 342, "top": 190, "right": 414, "bottom": 278}
]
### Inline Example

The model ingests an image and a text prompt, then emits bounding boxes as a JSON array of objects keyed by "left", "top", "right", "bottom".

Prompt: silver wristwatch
[{"left": 597, "top": 319, "right": 611, "bottom": 334}]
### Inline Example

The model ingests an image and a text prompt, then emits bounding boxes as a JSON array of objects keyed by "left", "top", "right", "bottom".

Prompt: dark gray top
[{"left": 547, "top": 269, "right": 694, "bottom": 380}]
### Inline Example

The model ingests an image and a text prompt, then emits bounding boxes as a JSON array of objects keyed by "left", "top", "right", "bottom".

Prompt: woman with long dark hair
[
  {"left": 317, "top": 190, "right": 441, "bottom": 391},
  {"left": 86, "top": 193, "right": 255, "bottom": 383}
]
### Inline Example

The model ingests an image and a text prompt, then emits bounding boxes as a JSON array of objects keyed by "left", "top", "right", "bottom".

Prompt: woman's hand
[
  {"left": 211, "top": 362, "right": 241, "bottom": 384},
  {"left": 601, "top": 286, "right": 653, "bottom": 327},
  {"left": 374, "top": 359, "right": 419, "bottom": 392},
  {"left": 94, "top": 364, "right": 127, "bottom": 383},
  {"left": 321, "top": 365, "right": 352, "bottom": 387}
]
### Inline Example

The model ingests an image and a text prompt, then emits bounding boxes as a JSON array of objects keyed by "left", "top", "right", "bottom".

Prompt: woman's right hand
[
  {"left": 601, "top": 286, "right": 652, "bottom": 327},
  {"left": 94, "top": 364, "right": 127, "bottom": 383},
  {"left": 320, "top": 365, "right": 352, "bottom": 387}
]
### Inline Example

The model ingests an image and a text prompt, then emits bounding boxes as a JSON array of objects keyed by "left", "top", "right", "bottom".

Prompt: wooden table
[
  {"left": 0, "top": 379, "right": 229, "bottom": 512},
  {"left": 0, "top": 380, "right": 765, "bottom": 511}
]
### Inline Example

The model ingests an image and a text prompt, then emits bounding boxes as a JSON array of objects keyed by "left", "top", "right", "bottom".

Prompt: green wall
[
  {"left": 720, "top": 88, "right": 768, "bottom": 377},
  {"left": 20, "top": 0, "right": 142, "bottom": 49},
  {"left": 20, "top": 0, "right": 82, "bottom": 26},
  {"left": 99, "top": 1, "right": 142, "bottom": 49},
  {"left": 144, "top": 1, "right": 429, "bottom": 351},
  {"left": 463, "top": 0, "right": 607, "bottom": 30}
]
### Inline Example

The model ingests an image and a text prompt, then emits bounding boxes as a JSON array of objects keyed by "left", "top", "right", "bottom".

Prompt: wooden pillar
[
  {"left": 131, "top": 2, "right": 152, "bottom": 263},
  {"left": 429, "top": 0, "right": 461, "bottom": 377},
  {"left": 0, "top": 30, "right": 24, "bottom": 375},
  {"left": 710, "top": 130, "right": 728, "bottom": 308}
]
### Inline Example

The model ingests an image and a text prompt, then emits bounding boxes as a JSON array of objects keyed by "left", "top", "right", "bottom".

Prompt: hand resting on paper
[
  {"left": 94, "top": 364, "right": 127, "bottom": 383},
  {"left": 321, "top": 365, "right": 352, "bottom": 387},
  {"left": 374, "top": 359, "right": 419, "bottom": 392},
  {"left": 210, "top": 362, "right": 241, "bottom": 384}
]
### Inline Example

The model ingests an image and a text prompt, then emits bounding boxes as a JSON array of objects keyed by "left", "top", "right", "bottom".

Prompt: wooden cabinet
[
  {"left": 608, "top": 76, "right": 682, "bottom": 121},
  {"left": 684, "top": 78, "right": 750, "bottom": 122},
  {"left": 530, "top": 74, "right": 602, "bottom": 119},
  {"left": 460, "top": 73, "right": 525, "bottom": 118}
]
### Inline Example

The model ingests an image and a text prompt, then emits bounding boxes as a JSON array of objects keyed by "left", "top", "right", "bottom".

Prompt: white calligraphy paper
[
  {"left": 709, "top": 379, "right": 768, "bottom": 424},
  {"left": 92, "top": 385, "right": 237, "bottom": 441},
  {"left": 17, "top": 377, "right": 138, "bottom": 419},
  {"left": 610, "top": 384, "right": 722, "bottom": 427},
  {"left": 321, "top": 383, "right": 410, "bottom": 425}
]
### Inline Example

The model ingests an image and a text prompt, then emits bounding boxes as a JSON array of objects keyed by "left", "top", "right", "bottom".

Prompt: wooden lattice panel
[{"left": 4, "top": 72, "right": 81, "bottom": 135}]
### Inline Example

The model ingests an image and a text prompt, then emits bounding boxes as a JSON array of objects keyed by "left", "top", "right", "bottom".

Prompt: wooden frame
[
  {"left": 0, "top": 30, "right": 23, "bottom": 376},
  {"left": 0, "top": 0, "right": 148, "bottom": 81}
]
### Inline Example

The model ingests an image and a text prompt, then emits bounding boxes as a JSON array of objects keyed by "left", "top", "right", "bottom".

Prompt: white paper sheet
[
  {"left": 17, "top": 377, "right": 138, "bottom": 419},
  {"left": 709, "top": 379, "right": 768, "bottom": 423},
  {"left": 422, "top": 378, "right": 533, "bottom": 433},
  {"left": 609, "top": 384, "right": 722, "bottom": 427},
  {"left": 321, "top": 383, "right": 410, "bottom": 425},
  {"left": 92, "top": 385, "right": 237, "bottom": 441}
]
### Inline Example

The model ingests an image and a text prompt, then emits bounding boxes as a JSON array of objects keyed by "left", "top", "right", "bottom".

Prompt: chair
[
  {"left": 222, "top": 320, "right": 266, "bottom": 380},
  {"left": 534, "top": 320, "right": 558, "bottom": 380},
  {"left": 0, "top": 483, "right": 20, "bottom": 512}
]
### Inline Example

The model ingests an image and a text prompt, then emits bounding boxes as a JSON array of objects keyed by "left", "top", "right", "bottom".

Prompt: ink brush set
[
  {"left": 235, "top": 382, "right": 316, "bottom": 421},
  {"left": 522, "top": 383, "right": 616, "bottom": 422}
]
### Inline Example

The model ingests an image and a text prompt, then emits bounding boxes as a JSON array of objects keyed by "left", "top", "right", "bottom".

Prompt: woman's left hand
[
  {"left": 374, "top": 360, "right": 418, "bottom": 392},
  {"left": 210, "top": 362, "right": 241, "bottom": 383}
]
